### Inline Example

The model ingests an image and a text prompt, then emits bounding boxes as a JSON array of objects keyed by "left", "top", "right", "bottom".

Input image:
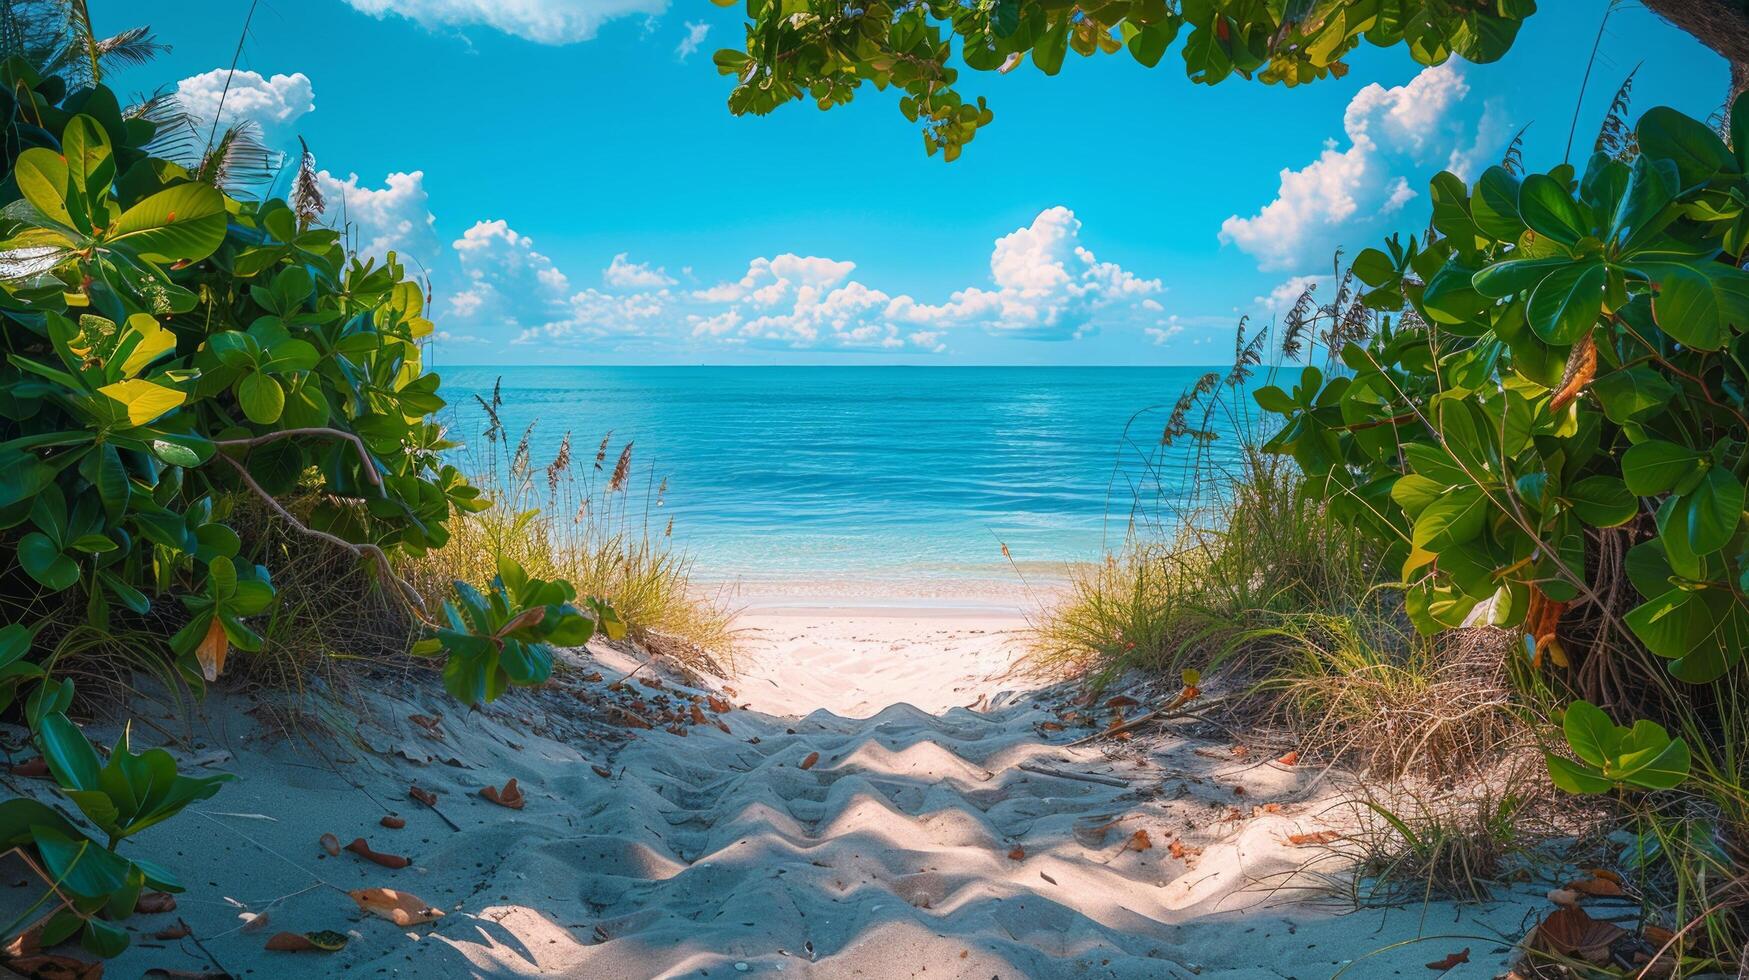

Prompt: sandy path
[{"left": 16, "top": 608, "right": 1548, "bottom": 978}]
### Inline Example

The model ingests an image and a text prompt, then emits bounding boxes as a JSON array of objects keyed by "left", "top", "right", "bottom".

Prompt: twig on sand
[
  {"left": 1017, "top": 763, "right": 1130, "bottom": 788},
  {"left": 1066, "top": 691, "right": 1224, "bottom": 748},
  {"left": 410, "top": 786, "right": 462, "bottom": 832},
  {"left": 181, "top": 917, "right": 232, "bottom": 978}
]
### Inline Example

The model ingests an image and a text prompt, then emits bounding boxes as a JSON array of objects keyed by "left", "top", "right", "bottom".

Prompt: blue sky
[{"left": 101, "top": 1, "right": 1726, "bottom": 365}]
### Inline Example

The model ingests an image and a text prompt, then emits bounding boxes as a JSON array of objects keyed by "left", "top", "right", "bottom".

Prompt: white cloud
[
  {"left": 316, "top": 170, "right": 439, "bottom": 268},
  {"left": 1145, "top": 317, "right": 1185, "bottom": 345},
  {"left": 341, "top": 0, "right": 666, "bottom": 44},
  {"left": 1220, "top": 64, "right": 1476, "bottom": 272},
  {"left": 604, "top": 252, "right": 676, "bottom": 289},
  {"left": 884, "top": 207, "right": 1162, "bottom": 340},
  {"left": 174, "top": 69, "right": 313, "bottom": 139},
  {"left": 442, "top": 221, "right": 670, "bottom": 344},
  {"left": 1256, "top": 275, "right": 1326, "bottom": 318},
  {"left": 675, "top": 21, "right": 710, "bottom": 59},
  {"left": 437, "top": 206, "right": 1161, "bottom": 354}
]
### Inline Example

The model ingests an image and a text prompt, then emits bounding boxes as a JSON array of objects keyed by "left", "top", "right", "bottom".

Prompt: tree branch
[
  {"left": 215, "top": 453, "right": 429, "bottom": 620},
  {"left": 211, "top": 427, "right": 382, "bottom": 489}
]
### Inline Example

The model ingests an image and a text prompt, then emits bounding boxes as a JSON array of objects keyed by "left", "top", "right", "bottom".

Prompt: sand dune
[{"left": 10, "top": 607, "right": 1548, "bottom": 978}]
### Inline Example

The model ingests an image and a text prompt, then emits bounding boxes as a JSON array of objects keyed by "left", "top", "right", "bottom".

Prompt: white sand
[{"left": 5, "top": 599, "right": 1550, "bottom": 978}]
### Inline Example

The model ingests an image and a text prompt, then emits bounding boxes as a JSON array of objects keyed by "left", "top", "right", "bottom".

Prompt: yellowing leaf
[
  {"left": 119, "top": 314, "right": 177, "bottom": 377},
  {"left": 196, "top": 615, "right": 228, "bottom": 682},
  {"left": 98, "top": 378, "right": 185, "bottom": 427}
]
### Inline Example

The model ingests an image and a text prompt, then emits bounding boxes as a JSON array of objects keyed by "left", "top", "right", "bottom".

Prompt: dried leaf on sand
[
  {"left": 480, "top": 778, "right": 526, "bottom": 809},
  {"left": 350, "top": 887, "right": 444, "bottom": 926}
]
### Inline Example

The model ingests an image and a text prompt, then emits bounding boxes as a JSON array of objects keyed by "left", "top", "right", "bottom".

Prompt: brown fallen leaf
[
  {"left": 349, "top": 887, "right": 444, "bottom": 926},
  {"left": 1287, "top": 830, "right": 1340, "bottom": 846},
  {"left": 1425, "top": 947, "right": 1469, "bottom": 970},
  {"left": 319, "top": 832, "right": 342, "bottom": 856},
  {"left": 1230, "top": 745, "right": 1250, "bottom": 758},
  {"left": 408, "top": 713, "right": 443, "bottom": 732},
  {"left": 8, "top": 758, "right": 49, "bottom": 778},
  {"left": 1007, "top": 846, "right": 1025, "bottom": 861},
  {"left": 591, "top": 765, "right": 613, "bottom": 779},
  {"left": 1039, "top": 871, "right": 1058, "bottom": 885},
  {"left": 345, "top": 837, "right": 412, "bottom": 869},
  {"left": 716, "top": 720, "right": 732, "bottom": 734},
  {"left": 196, "top": 615, "right": 228, "bottom": 682},
  {"left": 1038, "top": 721, "right": 1065, "bottom": 732},
  {"left": 238, "top": 910, "right": 269, "bottom": 932},
  {"left": 1547, "top": 887, "right": 1581, "bottom": 909},
  {"left": 1566, "top": 874, "right": 1624, "bottom": 897},
  {"left": 689, "top": 704, "right": 707, "bottom": 725},
  {"left": 480, "top": 778, "right": 525, "bottom": 810},
  {"left": 1126, "top": 829, "right": 1152, "bottom": 852},
  {"left": 1276, "top": 750, "right": 1299, "bottom": 766},
  {"left": 380, "top": 815, "right": 406, "bottom": 829},
  {"left": 1530, "top": 907, "right": 1626, "bottom": 965},
  {"left": 1104, "top": 695, "right": 1140, "bottom": 709},
  {"left": 153, "top": 922, "right": 191, "bottom": 941},
  {"left": 4, "top": 953, "right": 103, "bottom": 980},
  {"left": 1168, "top": 838, "right": 1188, "bottom": 860},
  {"left": 409, "top": 785, "right": 439, "bottom": 807},
  {"left": 707, "top": 696, "right": 732, "bottom": 713},
  {"left": 135, "top": 891, "right": 177, "bottom": 914},
  {"left": 1643, "top": 924, "right": 1676, "bottom": 945},
  {"left": 799, "top": 752, "right": 820, "bottom": 770}
]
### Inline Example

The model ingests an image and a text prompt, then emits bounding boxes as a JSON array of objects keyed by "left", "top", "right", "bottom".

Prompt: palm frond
[
  {"left": 93, "top": 25, "right": 167, "bottom": 71},
  {"left": 194, "top": 120, "right": 281, "bottom": 193},
  {"left": 1594, "top": 65, "right": 1639, "bottom": 161}
]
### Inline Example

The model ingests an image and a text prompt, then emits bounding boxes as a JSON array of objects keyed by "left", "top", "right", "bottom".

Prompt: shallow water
[{"left": 440, "top": 366, "right": 1271, "bottom": 585}]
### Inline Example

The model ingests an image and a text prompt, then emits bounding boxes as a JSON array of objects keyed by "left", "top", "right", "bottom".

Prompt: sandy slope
[{"left": 4, "top": 607, "right": 1548, "bottom": 979}]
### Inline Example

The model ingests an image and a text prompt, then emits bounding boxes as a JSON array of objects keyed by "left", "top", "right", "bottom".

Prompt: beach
[{"left": 10, "top": 584, "right": 1549, "bottom": 980}]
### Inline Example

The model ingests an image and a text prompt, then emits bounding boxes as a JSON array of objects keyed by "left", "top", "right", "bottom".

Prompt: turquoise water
[{"left": 439, "top": 367, "right": 1260, "bottom": 584}]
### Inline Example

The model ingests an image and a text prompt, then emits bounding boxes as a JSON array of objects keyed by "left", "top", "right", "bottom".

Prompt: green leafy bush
[
  {"left": 414, "top": 555, "right": 626, "bottom": 706},
  {"left": 0, "top": 53, "right": 616, "bottom": 957},
  {"left": 1546, "top": 699, "right": 1691, "bottom": 794},
  {"left": 1258, "top": 95, "right": 1749, "bottom": 689}
]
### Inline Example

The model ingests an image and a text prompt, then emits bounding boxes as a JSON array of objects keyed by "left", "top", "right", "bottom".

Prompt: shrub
[
  {"left": 1258, "top": 97, "right": 1749, "bottom": 694},
  {"left": 0, "top": 52, "right": 614, "bottom": 955}
]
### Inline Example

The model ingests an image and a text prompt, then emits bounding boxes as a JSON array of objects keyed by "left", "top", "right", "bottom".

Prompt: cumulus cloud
[
  {"left": 174, "top": 69, "right": 313, "bottom": 139},
  {"left": 1145, "top": 317, "right": 1185, "bottom": 345},
  {"left": 441, "top": 221, "right": 670, "bottom": 343},
  {"left": 317, "top": 170, "right": 440, "bottom": 268},
  {"left": 440, "top": 206, "right": 1161, "bottom": 354},
  {"left": 675, "top": 21, "right": 710, "bottom": 59},
  {"left": 341, "top": 0, "right": 667, "bottom": 44},
  {"left": 1220, "top": 64, "right": 1478, "bottom": 272},
  {"left": 884, "top": 207, "right": 1162, "bottom": 340},
  {"left": 604, "top": 253, "right": 676, "bottom": 289}
]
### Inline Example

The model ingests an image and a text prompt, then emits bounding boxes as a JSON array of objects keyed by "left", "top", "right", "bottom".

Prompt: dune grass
[{"left": 403, "top": 391, "right": 735, "bottom": 674}]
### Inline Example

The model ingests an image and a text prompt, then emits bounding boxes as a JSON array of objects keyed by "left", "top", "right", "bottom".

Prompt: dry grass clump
[
  {"left": 1029, "top": 449, "right": 1376, "bottom": 686},
  {"left": 1334, "top": 758, "right": 1558, "bottom": 906},
  {"left": 404, "top": 392, "right": 735, "bottom": 674},
  {"left": 1262, "top": 618, "right": 1529, "bottom": 780}
]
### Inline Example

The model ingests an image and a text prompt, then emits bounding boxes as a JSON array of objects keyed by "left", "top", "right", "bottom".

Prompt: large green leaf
[
  {"left": 1562, "top": 699, "right": 1616, "bottom": 768},
  {"left": 1411, "top": 486, "right": 1489, "bottom": 551},
  {"left": 18, "top": 532, "right": 78, "bottom": 590},
  {"left": 1672, "top": 468, "right": 1745, "bottom": 556},
  {"left": 36, "top": 712, "right": 103, "bottom": 792},
  {"left": 238, "top": 372, "right": 285, "bottom": 424},
  {"left": 1518, "top": 173, "right": 1589, "bottom": 246},
  {"left": 1637, "top": 105, "right": 1735, "bottom": 188},
  {"left": 1621, "top": 440, "right": 1700, "bottom": 495},
  {"left": 108, "top": 183, "right": 228, "bottom": 264},
  {"left": 1565, "top": 475, "right": 1636, "bottom": 528},
  {"left": 1525, "top": 260, "right": 1605, "bottom": 344},
  {"left": 1649, "top": 263, "right": 1749, "bottom": 352}
]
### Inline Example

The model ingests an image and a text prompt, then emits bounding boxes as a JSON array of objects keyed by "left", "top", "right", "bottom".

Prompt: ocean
[{"left": 439, "top": 366, "right": 1265, "bottom": 591}]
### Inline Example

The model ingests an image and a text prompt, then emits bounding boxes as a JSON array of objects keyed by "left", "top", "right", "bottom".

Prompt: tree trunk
[{"left": 1640, "top": 0, "right": 1749, "bottom": 102}]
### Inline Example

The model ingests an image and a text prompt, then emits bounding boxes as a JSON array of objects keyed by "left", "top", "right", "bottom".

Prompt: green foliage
[
  {"left": 0, "top": 56, "right": 485, "bottom": 680},
  {"left": 711, "top": 0, "right": 1536, "bottom": 160},
  {"left": 1258, "top": 95, "right": 1749, "bottom": 688},
  {"left": 0, "top": 705, "right": 224, "bottom": 956},
  {"left": 1545, "top": 699, "right": 1691, "bottom": 794},
  {"left": 0, "top": 53, "right": 607, "bottom": 960},
  {"left": 413, "top": 555, "right": 625, "bottom": 707}
]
